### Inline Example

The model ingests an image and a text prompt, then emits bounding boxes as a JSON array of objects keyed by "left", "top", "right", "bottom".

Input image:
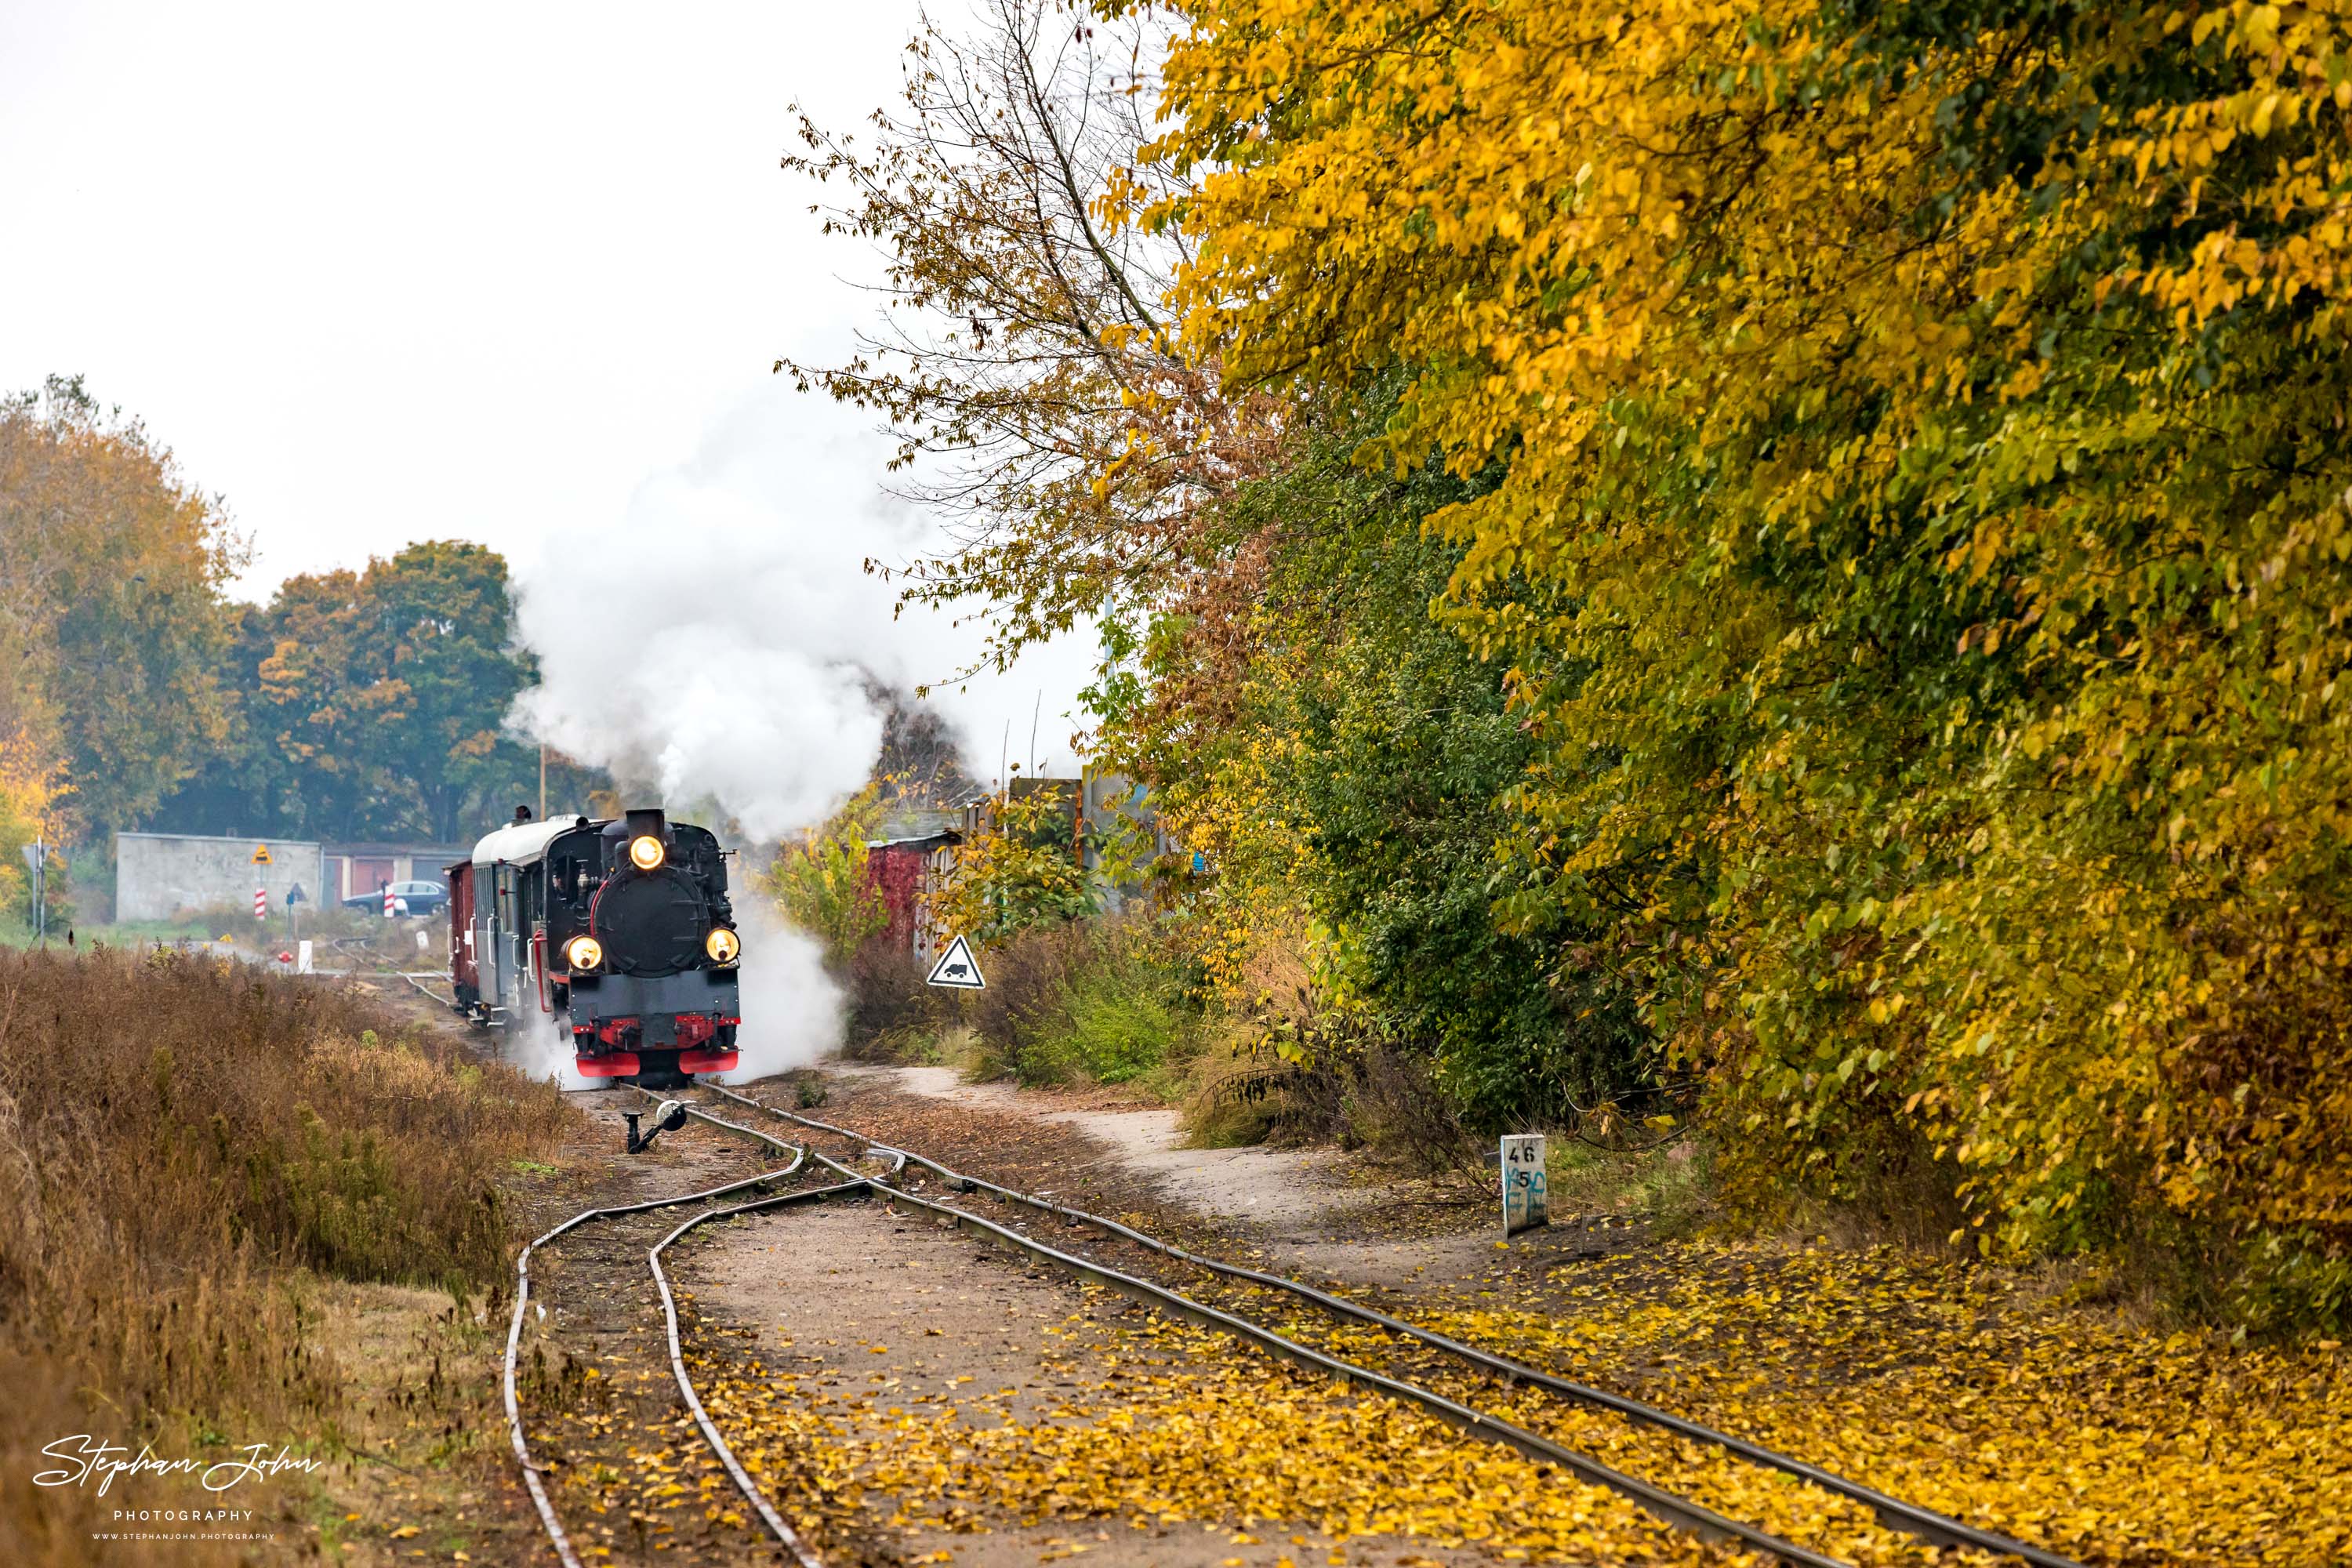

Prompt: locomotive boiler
[{"left": 447, "top": 807, "right": 741, "bottom": 1087}]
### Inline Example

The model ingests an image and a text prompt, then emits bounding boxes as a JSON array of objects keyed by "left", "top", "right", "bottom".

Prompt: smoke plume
[
  {"left": 506, "top": 384, "right": 1095, "bottom": 1076},
  {"left": 718, "top": 895, "right": 843, "bottom": 1083}
]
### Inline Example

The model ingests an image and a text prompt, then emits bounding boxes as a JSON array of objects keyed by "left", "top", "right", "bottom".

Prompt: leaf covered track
[
  {"left": 499, "top": 1087, "right": 881, "bottom": 1568},
  {"left": 674, "top": 1196, "right": 1731, "bottom": 1567},
  {"left": 744, "top": 1157, "right": 1964, "bottom": 1562},
  {"left": 1185, "top": 1258, "right": 2350, "bottom": 1568},
  {"left": 694, "top": 1079, "right": 2347, "bottom": 1567}
]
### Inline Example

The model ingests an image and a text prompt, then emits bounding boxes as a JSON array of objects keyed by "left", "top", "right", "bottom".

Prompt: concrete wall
[{"left": 117, "top": 832, "right": 327, "bottom": 924}]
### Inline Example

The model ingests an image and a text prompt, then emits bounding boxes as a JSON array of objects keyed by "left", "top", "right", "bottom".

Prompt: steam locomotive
[{"left": 447, "top": 807, "right": 741, "bottom": 1087}]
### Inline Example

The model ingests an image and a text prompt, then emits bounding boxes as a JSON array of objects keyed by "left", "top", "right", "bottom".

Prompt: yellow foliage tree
[
  {"left": 932, "top": 787, "right": 1098, "bottom": 948},
  {"left": 0, "top": 720, "right": 64, "bottom": 932},
  {"left": 0, "top": 376, "right": 239, "bottom": 837},
  {"left": 1148, "top": 0, "right": 2352, "bottom": 1319}
]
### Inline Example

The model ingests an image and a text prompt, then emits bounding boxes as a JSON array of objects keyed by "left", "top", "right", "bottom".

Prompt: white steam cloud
[
  {"left": 506, "top": 384, "right": 1096, "bottom": 1077},
  {"left": 510, "top": 386, "right": 1094, "bottom": 835},
  {"left": 718, "top": 895, "right": 844, "bottom": 1083},
  {"left": 509, "top": 1011, "right": 593, "bottom": 1093}
]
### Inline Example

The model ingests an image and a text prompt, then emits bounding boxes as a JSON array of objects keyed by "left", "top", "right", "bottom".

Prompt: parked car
[{"left": 342, "top": 878, "right": 448, "bottom": 916}]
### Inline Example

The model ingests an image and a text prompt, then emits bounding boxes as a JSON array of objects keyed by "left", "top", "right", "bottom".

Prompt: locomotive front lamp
[
  {"left": 705, "top": 927, "right": 740, "bottom": 964},
  {"left": 628, "top": 834, "right": 666, "bottom": 871},
  {"left": 564, "top": 935, "right": 604, "bottom": 971}
]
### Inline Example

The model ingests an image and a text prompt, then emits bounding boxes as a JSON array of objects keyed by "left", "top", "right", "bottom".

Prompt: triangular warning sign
[{"left": 925, "top": 934, "right": 985, "bottom": 989}]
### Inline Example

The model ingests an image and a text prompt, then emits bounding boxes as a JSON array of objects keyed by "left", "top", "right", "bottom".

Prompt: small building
[
  {"left": 321, "top": 841, "right": 472, "bottom": 903},
  {"left": 117, "top": 831, "right": 327, "bottom": 924},
  {"left": 862, "top": 808, "right": 963, "bottom": 960},
  {"left": 1076, "top": 769, "right": 1185, "bottom": 889},
  {"left": 851, "top": 774, "right": 1191, "bottom": 965}
]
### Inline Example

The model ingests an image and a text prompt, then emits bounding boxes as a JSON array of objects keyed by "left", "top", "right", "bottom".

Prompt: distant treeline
[{"left": 0, "top": 376, "right": 600, "bottom": 901}]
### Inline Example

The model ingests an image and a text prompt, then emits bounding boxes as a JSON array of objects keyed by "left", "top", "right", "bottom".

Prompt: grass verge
[{"left": 0, "top": 946, "right": 578, "bottom": 1563}]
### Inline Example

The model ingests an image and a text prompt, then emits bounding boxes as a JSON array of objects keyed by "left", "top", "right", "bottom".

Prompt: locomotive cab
[{"left": 447, "top": 807, "right": 742, "bottom": 1088}]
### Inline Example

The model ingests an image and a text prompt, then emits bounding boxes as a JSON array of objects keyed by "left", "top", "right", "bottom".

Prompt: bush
[
  {"left": 1184, "top": 1023, "right": 1488, "bottom": 1172},
  {"left": 840, "top": 939, "right": 941, "bottom": 1056},
  {"left": 763, "top": 786, "right": 889, "bottom": 967},
  {"left": 969, "top": 918, "right": 1199, "bottom": 1087}
]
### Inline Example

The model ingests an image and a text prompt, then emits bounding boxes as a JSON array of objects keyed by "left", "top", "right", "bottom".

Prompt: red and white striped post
[
  {"left": 383, "top": 882, "right": 395, "bottom": 918},
  {"left": 253, "top": 885, "right": 267, "bottom": 920}
]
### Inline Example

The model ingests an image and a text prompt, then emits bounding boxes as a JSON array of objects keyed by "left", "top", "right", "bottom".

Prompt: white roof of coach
[{"left": 471, "top": 815, "right": 591, "bottom": 867}]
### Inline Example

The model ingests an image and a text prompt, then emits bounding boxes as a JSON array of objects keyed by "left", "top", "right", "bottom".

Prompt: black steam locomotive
[{"left": 447, "top": 808, "right": 741, "bottom": 1087}]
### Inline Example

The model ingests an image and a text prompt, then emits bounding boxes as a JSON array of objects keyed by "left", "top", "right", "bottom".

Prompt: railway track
[
  {"left": 628, "top": 1080, "right": 2089, "bottom": 1568},
  {"left": 502, "top": 1134, "right": 857, "bottom": 1568}
]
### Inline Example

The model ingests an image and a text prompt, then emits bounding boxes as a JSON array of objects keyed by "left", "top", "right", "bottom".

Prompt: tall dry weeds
[{"left": 0, "top": 946, "right": 575, "bottom": 1563}]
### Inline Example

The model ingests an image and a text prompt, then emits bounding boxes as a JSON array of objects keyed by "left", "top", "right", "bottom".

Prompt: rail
[
  {"left": 697, "top": 1081, "right": 2084, "bottom": 1568},
  {"left": 644, "top": 1088, "right": 1839, "bottom": 1566},
  {"left": 503, "top": 1149, "right": 827, "bottom": 1568}
]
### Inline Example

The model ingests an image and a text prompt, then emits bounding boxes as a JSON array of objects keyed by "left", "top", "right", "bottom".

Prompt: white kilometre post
[{"left": 1501, "top": 1133, "right": 1549, "bottom": 1237}]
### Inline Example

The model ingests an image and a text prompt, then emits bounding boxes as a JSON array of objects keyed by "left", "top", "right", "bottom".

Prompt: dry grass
[
  {"left": 1544, "top": 1137, "right": 1718, "bottom": 1235},
  {"left": 0, "top": 946, "right": 576, "bottom": 1563},
  {"left": 1179, "top": 1029, "right": 1492, "bottom": 1179}
]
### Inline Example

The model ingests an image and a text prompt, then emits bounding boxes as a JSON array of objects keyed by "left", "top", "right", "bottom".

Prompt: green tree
[
  {"left": 247, "top": 567, "right": 408, "bottom": 840},
  {"left": 1098, "top": 390, "right": 1648, "bottom": 1126},
  {"left": 163, "top": 541, "right": 541, "bottom": 843},
  {"left": 366, "top": 541, "right": 539, "bottom": 841}
]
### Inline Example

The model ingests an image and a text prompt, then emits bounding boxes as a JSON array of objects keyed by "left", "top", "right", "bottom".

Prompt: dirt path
[
  {"left": 824, "top": 1064, "right": 1623, "bottom": 1294},
  {"left": 835, "top": 1065, "right": 1379, "bottom": 1229}
]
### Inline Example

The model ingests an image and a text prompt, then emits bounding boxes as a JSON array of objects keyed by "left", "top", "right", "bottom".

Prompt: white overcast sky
[{"left": 0, "top": 0, "right": 1098, "bottom": 790}]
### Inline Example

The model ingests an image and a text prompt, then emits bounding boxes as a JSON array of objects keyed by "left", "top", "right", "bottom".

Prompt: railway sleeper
[{"left": 688, "top": 1082, "right": 2089, "bottom": 1568}]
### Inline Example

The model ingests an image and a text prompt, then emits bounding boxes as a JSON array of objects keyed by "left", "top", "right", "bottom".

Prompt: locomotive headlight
[
  {"left": 564, "top": 935, "right": 604, "bottom": 971},
  {"left": 705, "top": 927, "right": 740, "bottom": 965},
  {"left": 628, "top": 834, "right": 666, "bottom": 871}
]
